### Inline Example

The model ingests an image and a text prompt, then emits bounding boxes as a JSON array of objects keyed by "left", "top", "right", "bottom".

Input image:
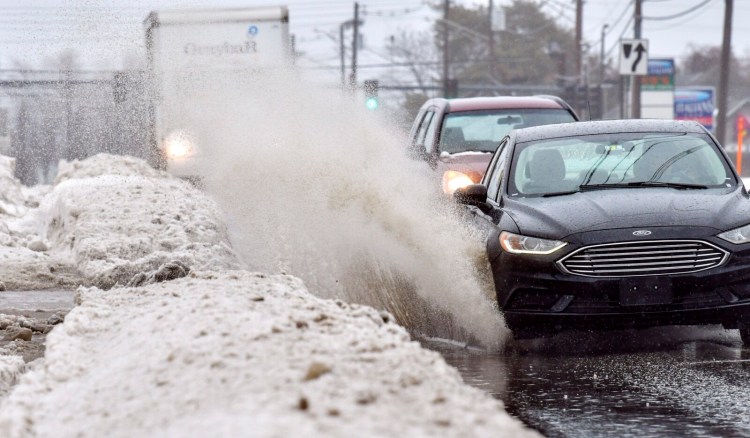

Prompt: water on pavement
[{"left": 426, "top": 326, "right": 750, "bottom": 437}]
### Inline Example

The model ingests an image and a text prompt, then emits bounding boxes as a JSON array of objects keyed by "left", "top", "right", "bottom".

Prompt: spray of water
[{"left": 181, "top": 70, "right": 508, "bottom": 349}]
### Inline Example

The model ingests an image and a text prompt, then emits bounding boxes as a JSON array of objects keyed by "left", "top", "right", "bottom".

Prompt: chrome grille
[{"left": 558, "top": 240, "right": 729, "bottom": 277}]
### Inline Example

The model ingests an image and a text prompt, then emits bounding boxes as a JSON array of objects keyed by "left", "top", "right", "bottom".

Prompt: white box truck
[{"left": 143, "top": 6, "right": 291, "bottom": 177}]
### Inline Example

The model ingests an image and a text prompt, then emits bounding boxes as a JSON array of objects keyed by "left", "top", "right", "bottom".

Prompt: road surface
[{"left": 427, "top": 326, "right": 750, "bottom": 437}]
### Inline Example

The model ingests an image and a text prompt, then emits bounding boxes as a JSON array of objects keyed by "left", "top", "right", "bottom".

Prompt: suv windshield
[
  {"left": 438, "top": 108, "right": 575, "bottom": 154},
  {"left": 508, "top": 132, "right": 736, "bottom": 197}
]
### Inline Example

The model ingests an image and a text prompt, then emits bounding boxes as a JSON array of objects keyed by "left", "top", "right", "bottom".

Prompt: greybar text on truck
[{"left": 184, "top": 41, "right": 257, "bottom": 56}]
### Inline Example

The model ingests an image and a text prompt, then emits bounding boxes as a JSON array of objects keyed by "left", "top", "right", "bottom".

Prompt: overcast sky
[{"left": 0, "top": 0, "right": 747, "bottom": 80}]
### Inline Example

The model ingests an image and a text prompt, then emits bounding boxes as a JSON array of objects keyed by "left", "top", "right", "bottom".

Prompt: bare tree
[{"left": 386, "top": 30, "right": 440, "bottom": 93}]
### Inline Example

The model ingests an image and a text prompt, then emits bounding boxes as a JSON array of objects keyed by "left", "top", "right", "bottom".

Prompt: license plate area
[{"left": 619, "top": 277, "right": 673, "bottom": 306}]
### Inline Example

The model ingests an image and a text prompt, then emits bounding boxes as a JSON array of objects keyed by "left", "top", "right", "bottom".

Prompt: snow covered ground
[{"left": 0, "top": 154, "right": 534, "bottom": 437}]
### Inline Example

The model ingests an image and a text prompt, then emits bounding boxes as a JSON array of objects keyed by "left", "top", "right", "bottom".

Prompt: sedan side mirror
[{"left": 454, "top": 184, "right": 489, "bottom": 209}]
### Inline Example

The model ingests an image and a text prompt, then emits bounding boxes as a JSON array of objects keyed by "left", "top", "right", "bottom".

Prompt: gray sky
[{"left": 0, "top": 0, "right": 747, "bottom": 78}]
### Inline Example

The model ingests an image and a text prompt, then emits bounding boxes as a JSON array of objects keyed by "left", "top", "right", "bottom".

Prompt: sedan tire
[{"left": 741, "top": 325, "right": 750, "bottom": 348}]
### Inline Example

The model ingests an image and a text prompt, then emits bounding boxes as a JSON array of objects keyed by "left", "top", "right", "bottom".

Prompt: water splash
[{"left": 187, "top": 70, "right": 508, "bottom": 349}]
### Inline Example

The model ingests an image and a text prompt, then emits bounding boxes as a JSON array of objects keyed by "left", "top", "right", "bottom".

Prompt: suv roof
[{"left": 422, "top": 96, "right": 577, "bottom": 117}]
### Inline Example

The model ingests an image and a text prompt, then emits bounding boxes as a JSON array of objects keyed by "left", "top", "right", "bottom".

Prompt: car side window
[
  {"left": 482, "top": 138, "right": 507, "bottom": 186},
  {"left": 487, "top": 141, "right": 509, "bottom": 201},
  {"left": 414, "top": 111, "right": 434, "bottom": 150},
  {"left": 423, "top": 112, "right": 440, "bottom": 154}
]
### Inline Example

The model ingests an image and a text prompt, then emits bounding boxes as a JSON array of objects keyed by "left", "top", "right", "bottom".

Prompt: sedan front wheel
[{"left": 741, "top": 326, "right": 750, "bottom": 348}]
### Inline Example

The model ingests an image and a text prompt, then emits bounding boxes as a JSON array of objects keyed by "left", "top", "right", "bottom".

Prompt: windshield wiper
[
  {"left": 541, "top": 184, "right": 620, "bottom": 197},
  {"left": 580, "top": 181, "right": 709, "bottom": 190},
  {"left": 541, "top": 190, "right": 580, "bottom": 197},
  {"left": 540, "top": 181, "right": 709, "bottom": 197},
  {"left": 626, "top": 181, "right": 709, "bottom": 189}
]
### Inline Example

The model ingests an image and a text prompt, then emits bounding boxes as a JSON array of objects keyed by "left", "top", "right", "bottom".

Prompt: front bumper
[{"left": 491, "top": 231, "right": 750, "bottom": 332}]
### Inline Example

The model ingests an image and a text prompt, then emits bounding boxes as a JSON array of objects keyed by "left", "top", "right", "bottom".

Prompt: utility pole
[
  {"left": 442, "top": 0, "right": 450, "bottom": 97},
  {"left": 600, "top": 24, "right": 609, "bottom": 119},
  {"left": 339, "top": 24, "right": 346, "bottom": 87},
  {"left": 575, "top": 0, "right": 583, "bottom": 85},
  {"left": 716, "top": 0, "right": 734, "bottom": 145},
  {"left": 631, "top": 0, "right": 642, "bottom": 118},
  {"left": 350, "top": 2, "right": 359, "bottom": 90},
  {"left": 489, "top": 0, "right": 496, "bottom": 80}
]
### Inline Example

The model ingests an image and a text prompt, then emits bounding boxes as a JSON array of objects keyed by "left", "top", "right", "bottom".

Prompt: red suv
[{"left": 408, "top": 96, "right": 579, "bottom": 194}]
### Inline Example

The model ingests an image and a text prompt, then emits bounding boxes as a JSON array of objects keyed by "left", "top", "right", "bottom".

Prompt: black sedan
[{"left": 456, "top": 119, "right": 750, "bottom": 345}]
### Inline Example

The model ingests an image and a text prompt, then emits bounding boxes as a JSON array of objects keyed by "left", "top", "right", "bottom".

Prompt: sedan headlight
[
  {"left": 499, "top": 231, "right": 567, "bottom": 255},
  {"left": 163, "top": 131, "right": 195, "bottom": 160},
  {"left": 442, "top": 170, "right": 481, "bottom": 195},
  {"left": 718, "top": 224, "right": 750, "bottom": 244}
]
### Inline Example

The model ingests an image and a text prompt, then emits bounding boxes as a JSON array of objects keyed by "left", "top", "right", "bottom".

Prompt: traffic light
[{"left": 363, "top": 79, "right": 379, "bottom": 110}]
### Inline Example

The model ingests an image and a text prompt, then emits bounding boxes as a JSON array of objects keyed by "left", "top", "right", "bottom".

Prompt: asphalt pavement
[{"left": 426, "top": 326, "right": 750, "bottom": 437}]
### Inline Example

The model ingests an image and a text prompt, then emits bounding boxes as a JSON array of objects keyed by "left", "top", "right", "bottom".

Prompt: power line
[
  {"left": 646, "top": 1, "right": 719, "bottom": 31},
  {"left": 300, "top": 57, "right": 538, "bottom": 70},
  {"left": 604, "top": 15, "right": 634, "bottom": 58},
  {"left": 642, "top": 0, "right": 715, "bottom": 20},
  {"left": 587, "top": 0, "right": 632, "bottom": 35}
]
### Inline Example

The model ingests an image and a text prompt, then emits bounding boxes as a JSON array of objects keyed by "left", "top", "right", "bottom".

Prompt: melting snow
[{"left": 0, "top": 154, "right": 533, "bottom": 437}]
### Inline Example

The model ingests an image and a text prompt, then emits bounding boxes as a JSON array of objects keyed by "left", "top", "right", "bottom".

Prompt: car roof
[
  {"left": 434, "top": 96, "right": 568, "bottom": 113},
  {"left": 510, "top": 119, "right": 709, "bottom": 143}
]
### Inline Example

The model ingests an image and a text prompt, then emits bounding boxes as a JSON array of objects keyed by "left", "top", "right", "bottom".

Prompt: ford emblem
[{"left": 633, "top": 230, "right": 652, "bottom": 236}]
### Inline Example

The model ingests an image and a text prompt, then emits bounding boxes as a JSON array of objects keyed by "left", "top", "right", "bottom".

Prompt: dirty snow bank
[
  {"left": 4, "top": 153, "right": 241, "bottom": 289},
  {"left": 0, "top": 156, "right": 73, "bottom": 290},
  {"left": 0, "top": 356, "right": 26, "bottom": 398},
  {"left": 0, "top": 156, "right": 26, "bottom": 218},
  {"left": 0, "top": 271, "right": 535, "bottom": 437}
]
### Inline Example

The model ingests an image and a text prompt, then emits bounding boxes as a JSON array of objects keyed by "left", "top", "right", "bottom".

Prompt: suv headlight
[
  {"left": 164, "top": 131, "right": 195, "bottom": 160},
  {"left": 442, "top": 170, "right": 481, "bottom": 195},
  {"left": 718, "top": 224, "right": 750, "bottom": 244},
  {"left": 499, "top": 231, "right": 567, "bottom": 255}
]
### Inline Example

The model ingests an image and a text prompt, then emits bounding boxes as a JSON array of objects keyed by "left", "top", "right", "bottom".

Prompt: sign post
[
  {"left": 619, "top": 39, "right": 649, "bottom": 118},
  {"left": 640, "top": 59, "right": 674, "bottom": 119}
]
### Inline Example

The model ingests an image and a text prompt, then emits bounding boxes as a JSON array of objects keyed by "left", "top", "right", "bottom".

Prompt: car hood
[
  {"left": 437, "top": 152, "right": 492, "bottom": 176},
  {"left": 504, "top": 187, "right": 750, "bottom": 239}
]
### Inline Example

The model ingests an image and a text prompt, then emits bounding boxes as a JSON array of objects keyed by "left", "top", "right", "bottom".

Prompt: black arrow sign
[
  {"left": 623, "top": 43, "right": 632, "bottom": 59},
  {"left": 631, "top": 43, "right": 646, "bottom": 73}
]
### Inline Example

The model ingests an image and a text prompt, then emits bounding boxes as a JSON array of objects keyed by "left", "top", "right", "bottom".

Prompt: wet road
[
  {"left": 0, "top": 290, "right": 76, "bottom": 312},
  {"left": 0, "top": 290, "right": 76, "bottom": 362},
  {"left": 425, "top": 326, "right": 750, "bottom": 437}
]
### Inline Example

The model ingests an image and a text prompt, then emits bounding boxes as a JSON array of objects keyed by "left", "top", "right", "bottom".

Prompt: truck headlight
[
  {"left": 499, "top": 231, "right": 567, "bottom": 255},
  {"left": 164, "top": 132, "right": 195, "bottom": 159},
  {"left": 718, "top": 224, "right": 750, "bottom": 244},
  {"left": 442, "top": 170, "right": 481, "bottom": 195}
]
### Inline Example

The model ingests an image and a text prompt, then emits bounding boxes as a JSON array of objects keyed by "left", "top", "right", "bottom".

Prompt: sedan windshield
[
  {"left": 508, "top": 132, "right": 736, "bottom": 197},
  {"left": 438, "top": 108, "right": 575, "bottom": 154}
]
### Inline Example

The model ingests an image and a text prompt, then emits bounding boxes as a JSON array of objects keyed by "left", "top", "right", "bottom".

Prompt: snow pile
[
  {"left": 30, "top": 154, "right": 241, "bottom": 288},
  {"left": 0, "top": 356, "right": 26, "bottom": 399},
  {"left": 0, "top": 156, "right": 73, "bottom": 290},
  {"left": 1, "top": 153, "right": 531, "bottom": 436},
  {"left": 53, "top": 153, "right": 167, "bottom": 184},
  {"left": 0, "top": 156, "right": 26, "bottom": 218},
  {"left": 0, "top": 271, "right": 534, "bottom": 437},
  {"left": 1, "top": 153, "right": 241, "bottom": 289}
]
